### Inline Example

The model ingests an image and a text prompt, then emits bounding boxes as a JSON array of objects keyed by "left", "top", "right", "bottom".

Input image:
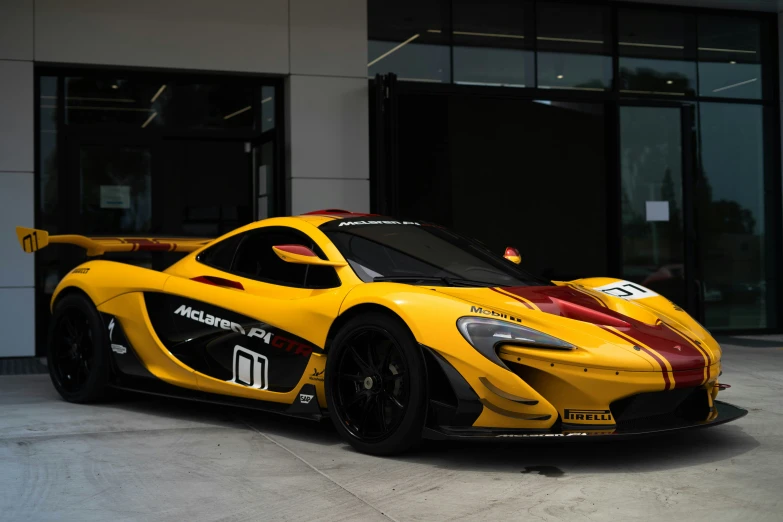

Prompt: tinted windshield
[{"left": 321, "top": 219, "right": 550, "bottom": 287}]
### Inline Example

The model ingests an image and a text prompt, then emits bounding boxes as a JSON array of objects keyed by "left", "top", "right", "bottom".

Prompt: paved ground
[{"left": 0, "top": 337, "right": 781, "bottom": 521}]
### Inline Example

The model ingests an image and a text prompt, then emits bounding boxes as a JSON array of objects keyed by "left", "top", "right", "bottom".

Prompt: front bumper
[{"left": 423, "top": 400, "right": 747, "bottom": 440}]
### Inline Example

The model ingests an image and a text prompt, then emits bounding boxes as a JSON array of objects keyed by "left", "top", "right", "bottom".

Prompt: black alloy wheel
[
  {"left": 48, "top": 293, "right": 110, "bottom": 403},
  {"left": 52, "top": 307, "right": 94, "bottom": 393},
  {"left": 327, "top": 313, "right": 426, "bottom": 455}
]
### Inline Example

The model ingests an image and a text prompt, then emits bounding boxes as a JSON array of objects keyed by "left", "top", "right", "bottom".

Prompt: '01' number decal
[{"left": 594, "top": 281, "right": 658, "bottom": 300}]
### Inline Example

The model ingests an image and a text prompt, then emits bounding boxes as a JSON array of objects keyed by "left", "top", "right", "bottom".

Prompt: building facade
[
  {"left": 0, "top": 0, "right": 369, "bottom": 357},
  {"left": 0, "top": 0, "right": 781, "bottom": 358}
]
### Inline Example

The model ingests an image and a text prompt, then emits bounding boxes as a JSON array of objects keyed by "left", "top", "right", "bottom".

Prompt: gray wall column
[{"left": 288, "top": 0, "right": 369, "bottom": 214}]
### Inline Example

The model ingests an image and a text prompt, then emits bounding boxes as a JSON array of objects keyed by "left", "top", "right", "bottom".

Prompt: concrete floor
[{"left": 1, "top": 338, "right": 781, "bottom": 521}]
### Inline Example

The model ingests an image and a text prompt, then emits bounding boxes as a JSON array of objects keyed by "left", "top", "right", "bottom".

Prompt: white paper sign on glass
[
  {"left": 100, "top": 185, "right": 131, "bottom": 209},
  {"left": 645, "top": 201, "right": 670, "bottom": 222}
]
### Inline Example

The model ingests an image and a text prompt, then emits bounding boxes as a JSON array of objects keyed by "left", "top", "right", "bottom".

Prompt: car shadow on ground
[{"left": 107, "top": 390, "right": 759, "bottom": 476}]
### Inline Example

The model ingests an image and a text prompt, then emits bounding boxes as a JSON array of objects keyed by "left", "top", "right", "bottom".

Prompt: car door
[{"left": 150, "top": 225, "right": 349, "bottom": 405}]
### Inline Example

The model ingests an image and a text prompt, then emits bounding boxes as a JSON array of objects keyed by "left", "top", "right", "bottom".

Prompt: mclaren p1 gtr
[{"left": 16, "top": 210, "right": 746, "bottom": 455}]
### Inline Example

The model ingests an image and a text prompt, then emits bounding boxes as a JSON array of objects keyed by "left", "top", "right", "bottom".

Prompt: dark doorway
[
  {"left": 35, "top": 68, "right": 284, "bottom": 355},
  {"left": 391, "top": 90, "right": 608, "bottom": 282}
]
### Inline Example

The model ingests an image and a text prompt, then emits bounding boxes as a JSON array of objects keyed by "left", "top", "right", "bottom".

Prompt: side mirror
[
  {"left": 272, "top": 245, "right": 346, "bottom": 267},
  {"left": 504, "top": 247, "right": 521, "bottom": 264}
]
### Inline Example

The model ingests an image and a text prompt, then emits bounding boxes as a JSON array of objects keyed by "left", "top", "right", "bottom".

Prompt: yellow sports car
[{"left": 17, "top": 210, "right": 745, "bottom": 455}]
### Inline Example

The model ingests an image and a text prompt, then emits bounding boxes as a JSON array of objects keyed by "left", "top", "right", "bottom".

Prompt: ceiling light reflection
[
  {"left": 141, "top": 111, "right": 158, "bottom": 128},
  {"left": 224, "top": 106, "right": 252, "bottom": 120},
  {"left": 712, "top": 78, "right": 758, "bottom": 93},
  {"left": 368, "top": 34, "right": 420, "bottom": 67},
  {"left": 150, "top": 84, "right": 167, "bottom": 103}
]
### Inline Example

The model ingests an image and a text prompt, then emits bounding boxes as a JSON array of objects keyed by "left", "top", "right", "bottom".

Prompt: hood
[{"left": 434, "top": 284, "right": 716, "bottom": 376}]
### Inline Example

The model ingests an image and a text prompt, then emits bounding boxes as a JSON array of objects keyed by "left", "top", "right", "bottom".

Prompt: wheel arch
[
  {"left": 324, "top": 303, "right": 409, "bottom": 353},
  {"left": 50, "top": 285, "right": 94, "bottom": 312}
]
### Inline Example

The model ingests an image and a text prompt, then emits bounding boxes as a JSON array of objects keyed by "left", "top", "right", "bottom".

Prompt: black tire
[
  {"left": 47, "top": 293, "right": 110, "bottom": 403},
  {"left": 326, "top": 312, "right": 426, "bottom": 455}
]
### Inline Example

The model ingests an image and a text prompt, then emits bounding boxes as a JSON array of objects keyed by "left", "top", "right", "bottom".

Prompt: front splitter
[{"left": 424, "top": 400, "right": 748, "bottom": 440}]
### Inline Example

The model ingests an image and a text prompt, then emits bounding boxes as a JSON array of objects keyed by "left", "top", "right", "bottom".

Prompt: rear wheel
[
  {"left": 326, "top": 313, "right": 426, "bottom": 455},
  {"left": 47, "top": 293, "right": 110, "bottom": 403}
]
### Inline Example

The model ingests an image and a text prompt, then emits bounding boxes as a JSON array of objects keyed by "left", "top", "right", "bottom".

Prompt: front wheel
[{"left": 326, "top": 313, "right": 427, "bottom": 455}]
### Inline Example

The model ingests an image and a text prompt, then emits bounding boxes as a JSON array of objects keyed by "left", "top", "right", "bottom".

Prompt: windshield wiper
[{"left": 372, "top": 276, "right": 497, "bottom": 287}]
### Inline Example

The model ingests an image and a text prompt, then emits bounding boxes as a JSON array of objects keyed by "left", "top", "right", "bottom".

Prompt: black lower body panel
[{"left": 422, "top": 400, "right": 747, "bottom": 440}]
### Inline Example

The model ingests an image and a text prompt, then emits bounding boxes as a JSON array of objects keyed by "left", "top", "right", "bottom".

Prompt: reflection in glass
[
  {"left": 454, "top": 47, "right": 532, "bottom": 87},
  {"left": 170, "top": 83, "right": 255, "bottom": 128},
  {"left": 367, "top": 0, "right": 450, "bottom": 82},
  {"left": 38, "top": 77, "right": 62, "bottom": 297},
  {"left": 452, "top": 0, "right": 532, "bottom": 87},
  {"left": 698, "top": 103, "right": 768, "bottom": 329},
  {"left": 261, "top": 86, "right": 275, "bottom": 132},
  {"left": 620, "top": 106, "right": 685, "bottom": 306},
  {"left": 698, "top": 16, "right": 763, "bottom": 100},
  {"left": 699, "top": 62, "right": 762, "bottom": 99},
  {"left": 536, "top": 2, "right": 610, "bottom": 55},
  {"left": 620, "top": 58, "right": 697, "bottom": 96},
  {"left": 368, "top": 41, "right": 450, "bottom": 82},
  {"left": 538, "top": 52, "right": 612, "bottom": 91},
  {"left": 618, "top": 9, "right": 697, "bottom": 96},
  {"left": 536, "top": 3, "right": 610, "bottom": 91},
  {"left": 39, "top": 77, "right": 59, "bottom": 233},
  {"left": 65, "top": 77, "right": 162, "bottom": 128},
  {"left": 79, "top": 146, "right": 152, "bottom": 234},
  {"left": 64, "top": 77, "right": 260, "bottom": 129}
]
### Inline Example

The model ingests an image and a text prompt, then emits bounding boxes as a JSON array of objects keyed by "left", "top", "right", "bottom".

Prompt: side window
[
  {"left": 196, "top": 233, "right": 243, "bottom": 271},
  {"left": 230, "top": 227, "right": 340, "bottom": 289}
]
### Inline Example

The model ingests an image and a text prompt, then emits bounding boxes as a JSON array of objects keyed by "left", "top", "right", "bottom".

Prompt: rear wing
[{"left": 16, "top": 227, "right": 213, "bottom": 257}]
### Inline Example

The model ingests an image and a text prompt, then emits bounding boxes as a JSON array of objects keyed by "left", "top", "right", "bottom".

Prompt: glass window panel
[
  {"left": 368, "top": 0, "right": 451, "bottom": 83},
  {"left": 698, "top": 103, "right": 768, "bottom": 329},
  {"left": 65, "top": 77, "right": 163, "bottom": 128},
  {"left": 619, "top": 9, "right": 696, "bottom": 60},
  {"left": 536, "top": 4, "right": 611, "bottom": 91},
  {"left": 620, "top": 106, "right": 686, "bottom": 306},
  {"left": 618, "top": 9, "right": 697, "bottom": 97},
  {"left": 368, "top": 40, "right": 450, "bottom": 82},
  {"left": 537, "top": 52, "right": 612, "bottom": 91},
  {"left": 170, "top": 83, "right": 256, "bottom": 129},
  {"left": 620, "top": 58, "right": 697, "bottom": 96},
  {"left": 452, "top": 0, "right": 533, "bottom": 88},
  {"left": 699, "top": 62, "right": 762, "bottom": 99},
  {"left": 261, "top": 86, "right": 276, "bottom": 132},
  {"left": 536, "top": 3, "right": 610, "bottom": 54},
  {"left": 39, "top": 77, "right": 59, "bottom": 232},
  {"left": 64, "top": 77, "right": 261, "bottom": 129},
  {"left": 453, "top": 47, "right": 533, "bottom": 87},
  {"left": 698, "top": 16, "right": 763, "bottom": 100},
  {"left": 79, "top": 145, "right": 152, "bottom": 234}
]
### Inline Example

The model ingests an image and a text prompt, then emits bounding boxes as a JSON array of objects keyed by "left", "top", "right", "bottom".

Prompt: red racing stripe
[
  {"left": 601, "top": 326, "right": 672, "bottom": 390},
  {"left": 664, "top": 323, "right": 712, "bottom": 384}
]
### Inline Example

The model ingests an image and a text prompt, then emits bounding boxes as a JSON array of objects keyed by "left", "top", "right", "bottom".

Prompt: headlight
[{"left": 456, "top": 316, "right": 575, "bottom": 368}]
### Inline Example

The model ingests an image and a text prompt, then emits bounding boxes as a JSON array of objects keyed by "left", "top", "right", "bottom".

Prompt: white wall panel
[
  {"left": 288, "top": 75, "right": 368, "bottom": 180},
  {"left": 291, "top": 178, "right": 369, "bottom": 215},
  {"left": 0, "top": 60, "right": 33, "bottom": 172},
  {"left": 0, "top": 172, "right": 34, "bottom": 288},
  {"left": 290, "top": 0, "right": 367, "bottom": 78},
  {"left": 0, "top": 288, "right": 35, "bottom": 357},
  {"left": 35, "top": 0, "right": 289, "bottom": 73},
  {"left": 0, "top": 0, "right": 33, "bottom": 60}
]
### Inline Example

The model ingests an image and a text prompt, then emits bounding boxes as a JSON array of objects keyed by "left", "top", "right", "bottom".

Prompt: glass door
[{"left": 619, "top": 104, "right": 700, "bottom": 318}]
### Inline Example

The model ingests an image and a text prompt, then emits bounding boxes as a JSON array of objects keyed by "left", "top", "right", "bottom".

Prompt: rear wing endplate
[{"left": 16, "top": 227, "right": 212, "bottom": 256}]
